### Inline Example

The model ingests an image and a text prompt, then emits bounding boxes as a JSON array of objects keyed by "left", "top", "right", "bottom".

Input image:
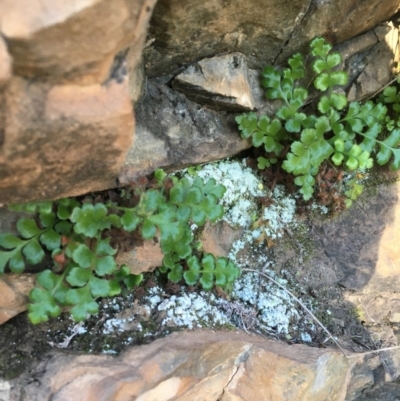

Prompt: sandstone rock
[
  {"left": 144, "top": 0, "right": 311, "bottom": 77},
  {"left": 335, "top": 30, "right": 379, "bottom": 91},
  {"left": 118, "top": 80, "right": 251, "bottom": 185},
  {"left": 312, "top": 178, "right": 400, "bottom": 291},
  {"left": 345, "top": 354, "right": 382, "bottom": 401},
  {"left": 342, "top": 294, "right": 400, "bottom": 382},
  {"left": 367, "top": 328, "right": 400, "bottom": 381},
  {"left": 0, "top": 36, "right": 11, "bottom": 87},
  {"left": 351, "top": 381, "right": 400, "bottom": 401},
  {"left": 348, "top": 24, "right": 399, "bottom": 101},
  {"left": 144, "top": 0, "right": 400, "bottom": 78},
  {"left": 115, "top": 221, "right": 243, "bottom": 274},
  {"left": 0, "top": 75, "right": 134, "bottom": 204},
  {"left": 201, "top": 221, "right": 244, "bottom": 258},
  {"left": 0, "top": 0, "right": 160, "bottom": 204},
  {"left": 116, "top": 238, "right": 163, "bottom": 275},
  {"left": 12, "top": 331, "right": 353, "bottom": 401},
  {"left": 276, "top": 0, "right": 400, "bottom": 65},
  {"left": 172, "top": 53, "right": 257, "bottom": 111},
  {"left": 346, "top": 293, "right": 400, "bottom": 325},
  {"left": 0, "top": 0, "right": 157, "bottom": 84},
  {"left": 0, "top": 274, "right": 35, "bottom": 325}
]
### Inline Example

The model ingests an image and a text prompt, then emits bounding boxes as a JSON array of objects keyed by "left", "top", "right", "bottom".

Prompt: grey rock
[
  {"left": 144, "top": 0, "right": 400, "bottom": 78},
  {"left": 312, "top": 181, "right": 399, "bottom": 291},
  {"left": 352, "top": 381, "right": 400, "bottom": 401},
  {"left": 118, "top": 80, "right": 251, "bottom": 185},
  {"left": 144, "top": 0, "right": 313, "bottom": 77},
  {"left": 335, "top": 30, "right": 379, "bottom": 91},
  {"left": 276, "top": 0, "right": 400, "bottom": 65},
  {"left": 345, "top": 355, "right": 382, "bottom": 401},
  {"left": 348, "top": 24, "right": 399, "bottom": 101}
]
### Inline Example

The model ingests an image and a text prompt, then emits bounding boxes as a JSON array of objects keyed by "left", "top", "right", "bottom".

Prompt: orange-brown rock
[
  {"left": 0, "top": 36, "right": 11, "bottom": 87},
  {"left": 0, "top": 274, "right": 35, "bottom": 325},
  {"left": 0, "top": 76, "right": 133, "bottom": 204},
  {"left": 116, "top": 238, "right": 164, "bottom": 275},
  {"left": 201, "top": 221, "right": 243, "bottom": 258},
  {"left": 0, "top": 0, "right": 156, "bottom": 205},
  {"left": 0, "top": 0, "right": 157, "bottom": 85},
  {"left": 115, "top": 221, "right": 243, "bottom": 275},
  {"left": 13, "top": 331, "right": 355, "bottom": 401}
]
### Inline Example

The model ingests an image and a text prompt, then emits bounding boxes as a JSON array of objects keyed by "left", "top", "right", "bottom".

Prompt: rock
[
  {"left": 117, "top": 80, "right": 251, "bottom": 185},
  {"left": 346, "top": 293, "right": 400, "bottom": 326},
  {"left": 0, "top": 380, "right": 10, "bottom": 401},
  {"left": 116, "top": 238, "right": 164, "bottom": 275},
  {"left": 116, "top": 220, "right": 243, "bottom": 274},
  {"left": 368, "top": 328, "right": 400, "bottom": 381},
  {"left": 0, "top": 0, "right": 157, "bottom": 205},
  {"left": 351, "top": 381, "right": 400, "bottom": 401},
  {"left": 312, "top": 178, "right": 400, "bottom": 291},
  {"left": 335, "top": 30, "right": 379, "bottom": 92},
  {"left": 201, "top": 221, "right": 244, "bottom": 258},
  {"left": 172, "top": 53, "right": 257, "bottom": 111},
  {"left": 144, "top": 0, "right": 400, "bottom": 78},
  {"left": 144, "top": 0, "right": 312, "bottom": 77},
  {"left": 345, "top": 355, "right": 383, "bottom": 400},
  {"left": 343, "top": 294, "right": 400, "bottom": 381},
  {"left": 0, "top": 0, "right": 157, "bottom": 84},
  {"left": 12, "top": 330, "right": 353, "bottom": 401},
  {"left": 0, "top": 75, "right": 134, "bottom": 204},
  {"left": 348, "top": 23, "right": 399, "bottom": 101},
  {"left": 112, "top": 302, "right": 151, "bottom": 331},
  {"left": 276, "top": 0, "right": 400, "bottom": 65},
  {"left": 0, "top": 274, "right": 35, "bottom": 325},
  {"left": 0, "top": 36, "right": 11, "bottom": 87}
]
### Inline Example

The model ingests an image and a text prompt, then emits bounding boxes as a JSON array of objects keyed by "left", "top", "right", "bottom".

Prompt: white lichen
[{"left": 185, "top": 160, "right": 264, "bottom": 228}]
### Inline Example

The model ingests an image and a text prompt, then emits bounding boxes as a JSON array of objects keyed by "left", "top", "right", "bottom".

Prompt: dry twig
[{"left": 244, "top": 266, "right": 400, "bottom": 359}]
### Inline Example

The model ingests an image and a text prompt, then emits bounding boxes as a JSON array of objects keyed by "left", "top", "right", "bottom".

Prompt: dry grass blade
[{"left": 244, "top": 266, "right": 400, "bottom": 359}]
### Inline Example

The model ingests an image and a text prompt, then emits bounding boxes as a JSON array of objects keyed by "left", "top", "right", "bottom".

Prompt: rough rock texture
[
  {"left": 115, "top": 237, "right": 164, "bottom": 275},
  {"left": 352, "top": 380, "right": 400, "bottom": 401},
  {"left": 347, "top": 23, "right": 399, "bottom": 101},
  {"left": 1, "top": 76, "right": 134, "bottom": 204},
  {"left": 172, "top": 53, "right": 257, "bottom": 111},
  {"left": 116, "top": 221, "right": 241, "bottom": 273},
  {"left": 276, "top": 0, "right": 400, "bottom": 64},
  {"left": 118, "top": 80, "right": 251, "bottom": 185},
  {"left": 0, "top": 0, "right": 155, "bottom": 84},
  {"left": 144, "top": 0, "right": 400, "bottom": 77},
  {"left": 0, "top": 0, "right": 156, "bottom": 204},
  {"left": 2, "top": 1, "right": 399, "bottom": 204},
  {"left": 314, "top": 178, "right": 400, "bottom": 292},
  {"left": 310, "top": 177, "right": 400, "bottom": 384},
  {"left": 0, "top": 274, "right": 35, "bottom": 325},
  {"left": 0, "top": 37, "right": 11, "bottom": 87},
  {"left": 201, "top": 221, "right": 244, "bottom": 258},
  {"left": 11, "top": 331, "right": 353, "bottom": 401}
]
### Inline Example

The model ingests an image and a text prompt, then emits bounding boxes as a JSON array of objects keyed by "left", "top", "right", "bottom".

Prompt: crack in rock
[
  {"left": 217, "top": 345, "right": 251, "bottom": 400},
  {"left": 273, "top": 0, "right": 314, "bottom": 65}
]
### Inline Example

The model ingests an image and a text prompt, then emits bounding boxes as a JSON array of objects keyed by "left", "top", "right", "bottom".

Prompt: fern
[
  {"left": 0, "top": 171, "right": 240, "bottom": 324},
  {"left": 236, "top": 37, "right": 400, "bottom": 206}
]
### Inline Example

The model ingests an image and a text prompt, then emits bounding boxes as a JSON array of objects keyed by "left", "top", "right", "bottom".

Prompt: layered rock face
[
  {"left": 12, "top": 331, "right": 353, "bottom": 401},
  {"left": 143, "top": 0, "right": 400, "bottom": 77},
  {"left": 1, "top": 0, "right": 400, "bottom": 204}
]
